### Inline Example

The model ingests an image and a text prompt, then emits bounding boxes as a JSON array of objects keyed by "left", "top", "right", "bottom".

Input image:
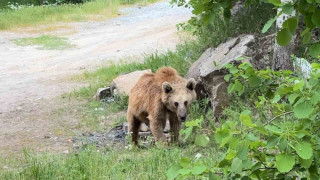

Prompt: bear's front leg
[
  {"left": 169, "top": 112, "right": 181, "bottom": 143},
  {"left": 149, "top": 114, "right": 166, "bottom": 142}
]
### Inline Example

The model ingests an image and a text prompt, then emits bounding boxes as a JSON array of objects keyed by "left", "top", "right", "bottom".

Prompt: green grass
[
  {"left": 0, "top": 0, "right": 120, "bottom": 30},
  {"left": 13, "top": 35, "right": 75, "bottom": 50},
  {"left": 0, "top": 145, "right": 221, "bottom": 180},
  {"left": 0, "top": 0, "right": 158, "bottom": 30}
]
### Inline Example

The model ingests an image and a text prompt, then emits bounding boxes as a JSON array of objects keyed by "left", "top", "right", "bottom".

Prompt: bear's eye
[
  {"left": 174, "top": 102, "right": 179, "bottom": 107},
  {"left": 184, "top": 101, "right": 188, "bottom": 106}
]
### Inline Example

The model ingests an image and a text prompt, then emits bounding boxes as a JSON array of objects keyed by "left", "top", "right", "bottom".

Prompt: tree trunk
[{"left": 272, "top": 0, "right": 295, "bottom": 71}]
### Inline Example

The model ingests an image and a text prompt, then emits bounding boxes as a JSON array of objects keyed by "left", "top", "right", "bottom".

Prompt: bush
[{"left": 168, "top": 62, "right": 320, "bottom": 179}]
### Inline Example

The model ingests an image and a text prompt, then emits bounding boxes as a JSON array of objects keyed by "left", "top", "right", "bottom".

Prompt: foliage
[
  {"left": 172, "top": 0, "right": 320, "bottom": 58},
  {"left": 168, "top": 62, "right": 320, "bottom": 179}
]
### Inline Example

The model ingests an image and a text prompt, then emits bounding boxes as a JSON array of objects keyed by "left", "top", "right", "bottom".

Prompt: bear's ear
[
  {"left": 186, "top": 78, "right": 196, "bottom": 91},
  {"left": 162, "top": 82, "right": 173, "bottom": 93}
]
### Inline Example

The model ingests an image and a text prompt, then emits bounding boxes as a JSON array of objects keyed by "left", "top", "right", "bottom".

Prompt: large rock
[
  {"left": 186, "top": 35, "right": 255, "bottom": 80},
  {"left": 186, "top": 34, "right": 274, "bottom": 119},
  {"left": 111, "top": 69, "right": 152, "bottom": 95}
]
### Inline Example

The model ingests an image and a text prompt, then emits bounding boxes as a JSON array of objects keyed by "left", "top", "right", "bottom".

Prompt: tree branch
[{"left": 264, "top": 111, "right": 293, "bottom": 125}]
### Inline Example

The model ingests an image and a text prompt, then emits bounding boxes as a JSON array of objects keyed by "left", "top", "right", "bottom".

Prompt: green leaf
[
  {"left": 303, "top": 32, "right": 312, "bottom": 44},
  {"left": 293, "top": 101, "right": 314, "bottom": 119},
  {"left": 311, "top": 8, "right": 320, "bottom": 27},
  {"left": 288, "top": 93, "right": 299, "bottom": 105},
  {"left": 178, "top": 168, "right": 191, "bottom": 175},
  {"left": 179, "top": 157, "right": 191, "bottom": 168},
  {"left": 278, "top": 138, "right": 288, "bottom": 151},
  {"left": 237, "top": 146, "right": 249, "bottom": 160},
  {"left": 265, "top": 125, "right": 282, "bottom": 134},
  {"left": 167, "top": 163, "right": 181, "bottom": 180},
  {"left": 224, "top": 74, "right": 231, "bottom": 82},
  {"left": 301, "top": 28, "right": 310, "bottom": 36},
  {"left": 266, "top": 137, "right": 279, "bottom": 148},
  {"left": 272, "top": 94, "right": 281, "bottom": 103},
  {"left": 231, "top": 158, "right": 242, "bottom": 174},
  {"left": 309, "top": 43, "right": 320, "bottom": 58},
  {"left": 215, "top": 129, "right": 229, "bottom": 143},
  {"left": 191, "top": 163, "right": 206, "bottom": 175},
  {"left": 195, "top": 134, "right": 210, "bottom": 147},
  {"left": 249, "top": 76, "right": 261, "bottom": 87},
  {"left": 275, "top": 153, "right": 295, "bottom": 172},
  {"left": 225, "top": 149, "right": 237, "bottom": 160},
  {"left": 268, "top": 0, "right": 282, "bottom": 6},
  {"left": 295, "top": 142, "right": 313, "bottom": 159},
  {"left": 262, "top": 17, "right": 276, "bottom": 33},
  {"left": 180, "top": 127, "right": 193, "bottom": 141},
  {"left": 293, "top": 80, "right": 304, "bottom": 91},
  {"left": 233, "top": 81, "right": 244, "bottom": 95},
  {"left": 282, "top": 4, "right": 294, "bottom": 14},
  {"left": 276, "top": 28, "right": 292, "bottom": 46},
  {"left": 240, "top": 113, "right": 255, "bottom": 127},
  {"left": 299, "top": 157, "right": 313, "bottom": 168},
  {"left": 283, "top": 17, "right": 298, "bottom": 34},
  {"left": 311, "top": 92, "right": 320, "bottom": 105}
]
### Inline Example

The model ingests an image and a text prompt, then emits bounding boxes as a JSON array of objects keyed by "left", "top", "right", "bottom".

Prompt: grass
[
  {"left": 0, "top": 0, "right": 119, "bottom": 30},
  {"left": 13, "top": 35, "right": 75, "bottom": 50},
  {"left": 0, "top": 3, "right": 276, "bottom": 179},
  {"left": 0, "top": 145, "right": 221, "bottom": 180},
  {"left": 0, "top": 0, "right": 158, "bottom": 30}
]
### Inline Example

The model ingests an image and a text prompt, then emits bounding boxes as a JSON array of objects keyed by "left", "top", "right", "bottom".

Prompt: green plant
[
  {"left": 168, "top": 62, "right": 320, "bottom": 179},
  {"left": 172, "top": 0, "right": 320, "bottom": 59}
]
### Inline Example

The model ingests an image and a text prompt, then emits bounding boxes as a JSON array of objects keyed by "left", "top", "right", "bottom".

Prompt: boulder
[
  {"left": 186, "top": 34, "right": 274, "bottom": 119},
  {"left": 93, "top": 87, "right": 112, "bottom": 100},
  {"left": 111, "top": 69, "right": 152, "bottom": 96},
  {"left": 186, "top": 35, "right": 255, "bottom": 80},
  {"left": 211, "top": 81, "right": 229, "bottom": 119}
]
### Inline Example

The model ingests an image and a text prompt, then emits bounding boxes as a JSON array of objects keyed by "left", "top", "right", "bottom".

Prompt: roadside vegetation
[
  {"left": 0, "top": 3, "right": 283, "bottom": 179},
  {"left": 13, "top": 35, "right": 75, "bottom": 50},
  {"left": 0, "top": 0, "right": 157, "bottom": 30}
]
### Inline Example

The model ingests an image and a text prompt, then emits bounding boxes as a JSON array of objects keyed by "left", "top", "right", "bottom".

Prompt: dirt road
[{"left": 0, "top": 2, "right": 191, "bottom": 154}]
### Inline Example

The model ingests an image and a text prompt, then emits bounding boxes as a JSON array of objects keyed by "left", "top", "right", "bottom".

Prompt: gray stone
[
  {"left": 139, "top": 123, "right": 149, "bottom": 132},
  {"left": 93, "top": 87, "right": 112, "bottom": 100},
  {"left": 186, "top": 35, "right": 254, "bottom": 81},
  {"left": 111, "top": 69, "right": 152, "bottom": 96},
  {"left": 211, "top": 81, "right": 229, "bottom": 120},
  {"left": 186, "top": 34, "right": 275, "bottom": 119}
]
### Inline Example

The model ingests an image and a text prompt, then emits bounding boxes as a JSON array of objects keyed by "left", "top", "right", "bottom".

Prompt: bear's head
[{"left": 161, "top": 78, "right": 197, "bottom": 122}]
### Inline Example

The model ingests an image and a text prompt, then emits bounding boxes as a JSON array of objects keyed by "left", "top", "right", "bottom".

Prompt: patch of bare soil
[{"left": 0, "top": 1, "right": 191, "bottom": 155}]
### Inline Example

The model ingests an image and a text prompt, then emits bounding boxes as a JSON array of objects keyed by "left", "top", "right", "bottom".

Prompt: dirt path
[{"left": 0, "top": 2, "right": 191, "bottom": 154}]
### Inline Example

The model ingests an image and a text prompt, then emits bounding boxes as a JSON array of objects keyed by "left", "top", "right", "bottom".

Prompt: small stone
[
  {"left": 44, "top": 135, "right": 51, "bottom": 139},
  {"left": 139, "top": 123, "right": 149, "bottom": 132},
  {"left": 93, "top": 87, "right": 112, "bottom": 100}
]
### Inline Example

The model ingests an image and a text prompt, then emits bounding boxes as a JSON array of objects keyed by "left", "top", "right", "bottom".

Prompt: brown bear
[{"left": 127, "top": 66, "right": 197, "bottom": 145}]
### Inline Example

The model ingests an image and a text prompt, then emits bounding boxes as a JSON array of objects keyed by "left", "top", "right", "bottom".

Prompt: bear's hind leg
[{"left": 127, "top": 112, "right": 141, "bottom": 145}]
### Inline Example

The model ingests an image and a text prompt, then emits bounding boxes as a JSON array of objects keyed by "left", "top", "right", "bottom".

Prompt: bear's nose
[{"left": 180, "top": 116, "right": 186, "bottom": 122}]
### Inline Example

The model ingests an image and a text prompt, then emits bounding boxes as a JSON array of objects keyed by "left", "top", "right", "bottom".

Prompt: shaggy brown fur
[{"left": 127, "top": 67, "right": 196, "bottom": 144}]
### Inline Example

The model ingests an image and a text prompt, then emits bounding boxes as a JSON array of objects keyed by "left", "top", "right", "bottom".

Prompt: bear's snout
[{"left": 179, "top": 116, "right": 186, "bottom": 122}]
